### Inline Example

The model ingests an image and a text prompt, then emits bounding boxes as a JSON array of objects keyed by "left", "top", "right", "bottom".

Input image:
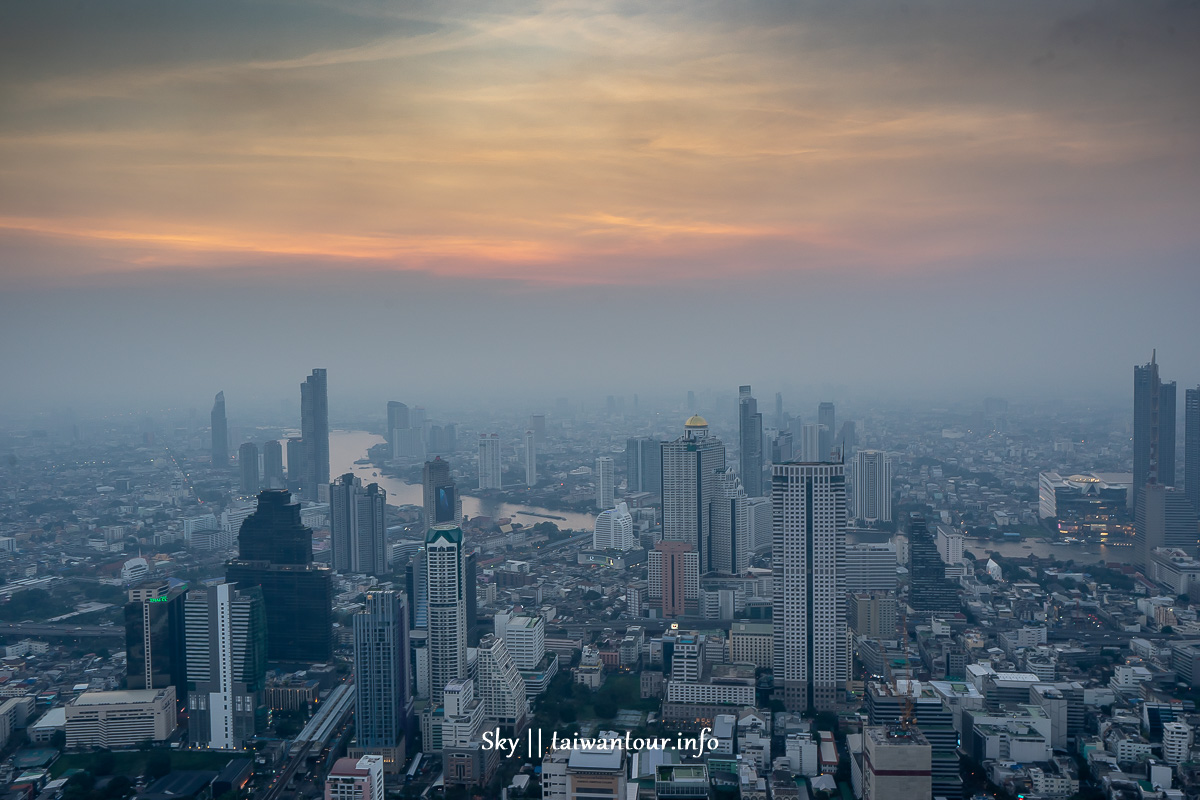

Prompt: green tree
[
  {"left": 93, "top": 749, "right": 116, "bottom": 777},
  {"left": 145, "top": 750, "right": 172, "bottom": 780}
]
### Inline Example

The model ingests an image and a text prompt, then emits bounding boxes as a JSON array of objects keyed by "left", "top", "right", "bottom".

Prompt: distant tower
[
  {"left": 854, "top": 450, "right": 893, "bottom": 524},
  {"left": 525, "top": 430, "right": 537, "bottom": 488},
  {"left": 330, "top": 474, "right": 388, "bottom": 576},
  {"left": 711, "top": 469, "right": 752, "bottom": 575},
  {"left": 800, "top": 424, "right": 822, "bottom": 462},
  {"left": 239, "top": 442, "right": 260, "bottom": 493},
  {"left": 425, "top": 524, "right": 467, "bottom": 705},
  {"left": 262, "top": 440, "right": 284, "bottom": 489},
  {"left": 477, "top": 434, "right": 502, "bottom": 490},
  {"left": 818, "top": 402, "right": 836, "bottom": 462},
  {"left": 300, "top": 369, "right": 330, "bottom": 498},
  {"left": 1134, "top": 352, "right": 1176, "bottom": 510},
  {"left": 661, "top": 416, "right": 725, "bottom": 573},
  {"left": 285, "top": 437, "right": 306, "bottom": 489},
  {"left": 353, "top": 590, "right": 410, "bottom": 766},
  {"left": 908, "top": 513, "right": 960, "bottom": 612},
  {"left": 211, "top": 392, "right": 228, "bottom": 467},
  {"left": 738, "top": 385, "right": 764, "bottom": 497},
  {"left": 775, "top": 392, "right": 784, "bottom": 428},
  {"left": 625, "top": 437, "right": 662, "bottom": 496},
  {"left": 1185, "top": 387, "right": 1199, "bottom": 515},
  {"left": 422, "top": 457, "right": 459, "bottom": 526},
  {"left": 595, "top": 456, "right": 615, "bottom": 510},
  {"left": 772, "top": 461, "right": 847, "bottom": 712},
  {"left": 386, "top": 401, "right": 410, "bottom": 449},
  {"left": 529, "top": 414, "right": 547, "bottom": 445}
]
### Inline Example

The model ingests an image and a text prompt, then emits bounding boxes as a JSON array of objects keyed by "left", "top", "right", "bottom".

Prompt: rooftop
[{"left": 72, "top": 688, "right": 168, "bottom": 706}]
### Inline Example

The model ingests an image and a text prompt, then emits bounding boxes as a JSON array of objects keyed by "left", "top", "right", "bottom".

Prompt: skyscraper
[
  {"left": 818, "top": 402, "right": 836, "bottom": 462},
  {"left": 477, "top": 434, "right": 502, "bottom": 490},
  {"left": 647, "top": 540, "right": 698, "bottom": 617},
  {"left": 524, "top": 430, "right": 537, "bottom": 488},
  {"left": 262, "top": 439, "right": 284, "bottom": 489},
  {"left": 1186, "top": 387, "right": 1199, "bottom": 514},
  {"left": 800, "top": 424, "right": 821, "bottom": 462},
  {"left": 854, "top": 450, "right": 893, "bottom": 524},
  {"left": 593, "top": 502, "right": 635, "bottom": 551},
  {"left": 286, "top": 437, "right": 306, "bottom": 489},
  {"left": 710, "top": 469, "right": 751, "bottom": 575},
  {"left": 330, "top": 474, "right": 388, "bottom": 576},
  {"left": 625, "top": 437, "right": 662, "bottom": 496},
  {"left": 475, "top": 634, "right": 529, "bottom": 735},
  {"left": 426, "top": 524, "right": 467, "bottom": 705},
  {"left": 125, "top": 581, "right": 187, "bottom": 702},
  {"left": 772, "top": 461, "right": 847, "bottom": 713},
  {"left": 907, "top": 513, "right": 960, "bottom": 613},
  {"left": 661, "top": 416, "right": 725, "bottom": 573},
  {"left": 301, "top": 369, "right": 330, "bottom": 498},
  {"left": 211, "top": 391, "right": 228, "bottom": 468},
  {"left": 387, "top": 401, "right": 410, "bottom": 448},
  {"left": 239, "top": 442, "right": 260, "bottom": 493},
  {"left": 225, "top": 490, "right": 333, "bottom": 664},
  {"left": 739, "top": 385, "right": 764, "bottom": 497},
  {"left": 184, "top": 581, "right": 268, "bottom": 750},
  {"left": 405, "top": 548, "right": 428, "bottom": 630},
  {"left": 595, "top": 456, "right": 615, "bottom": 510},
  {"left": 775, "top": 392, "right": 784, "bottom": 428},
  {"left": 529, "top": 414, "right": 546, "bottom": 445},
  {"left": 1134, "top": 352, "right": 1177, "bottom": 509},
  {"left": 1135, "top": 483, "right": 1200, "bottom": 566},
  {"left": 423, "top": 457, "right": 459, "bottom": 526},
  {"left": 353, "top": 590, "right": 410, "bottom": 769}
]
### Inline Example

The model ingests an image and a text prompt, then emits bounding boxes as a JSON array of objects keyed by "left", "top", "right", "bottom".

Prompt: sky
[{"left": 1, "top": 1, "right": 1198, "bottom": 416}]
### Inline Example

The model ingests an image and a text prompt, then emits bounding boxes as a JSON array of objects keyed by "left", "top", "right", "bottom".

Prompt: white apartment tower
[
  {"left": 772, "top": 462, "right": 848, "bottom": 712},
  {"left": 475, "top": 634, "right": 529, "bottom": 734},
  {"left": 477, "top": 434, "right": 502, "bottom": 490},
  {"left": 1163, "top": 721, "right": 1192, "bottom": 766},
  {"left": 710, "top": 469, "right": 752, "bottom": 575},
  {"left": 854, "top": 450, "right": 892, "bottom": 524},
  {"left": 425, "top": 524, "right": 467, "bottom": 705},
  {"left": 661, "top": 416, "right": 726, "bottom": 573},
  {"left": 524, "top": 430, "right": 537, "bottom": 488},
  {"left": 493, "top": 613, "right": 546, "bottom": 670},
  {"left": 329, "top": 474, "right": 388, "bottom": 576},
  {"left": 595, "top": 457, "right": 615, "bottom": 510},
  {"left": 594, "top": 502, "right": 636, "bottom": 551}
]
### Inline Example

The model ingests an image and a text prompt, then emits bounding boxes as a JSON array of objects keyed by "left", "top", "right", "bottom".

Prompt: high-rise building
[
  {"left": 475, "top": 634, "right": 529, "bottom": 735},
  {"left": 422, "top": 457, "right": 459, "bottom": 526},
  {"left": 907, "top": 513, "right": 960, "bottom": 613},
  {"left": 594, "top": 502, "right": 635, "bottom": 551},
  {"left": 330, "top": 474, "right": 388, "bottom": 576},
  {"left": 1134, "top": 352, "right": 1177, "bottom": 510},
  {"left": 595, "top": 456, "right": 615, "bottom": 510},
  {"left": 647, "top": 540, "right": 698, "bottom": 617},
  {"left": 326, "top": 755, "right": 385, "bottom": 800},
  {"left": 710, "top": 469, "right": 751, "bottom": 575},
  {"left": 625, "top": 437, "right": 662, "bottom": 496},
  {"left": 211, "top": 392, "right": 228, "bottom": 468},
  {"left": 854, "top": 450, "right": 893, "bottom": 524},
  {"left": 845, "top": 543, "right": 899, "bottom": 594},
  {"left": 239, "top": 442, "right": 259, "bottom": 493},
  {"left": 838, "top": 421, "right": 858, "bottom": 457},
  {"left": 225, "top": 490, "right": 333, "bottom": 664},
  {"left": 661, "top": 416, "right": 725, "bottom": 572},
  {"left": 771, "top": 430, "right": 794, "bottom": 464},
  {"left": 301, "top": 369, "right": 330, "bottom": 498},
  {"left": 772, "top": 462, "right": 847, "bottom": 712},
  {"left": 800, "top": 424, "right": 821, "bottom": 462},
  {"left": 477, "top": 434, "right": 502, "bottom": 490},
  {"left": 524, "top": 431, "right": 537, "bottom": 488},
  {"left": 405, "top": 548, "right": 428, "bottom": 630},
  {"left": 863, "top": 726, "right": 932, "bottom": 800},
  {"left": 1186, "top": 387, "right": 1200, "bottom": 515},
  {"left": 848, "top": 592, "right": 898, "bottom": 638},
  {"left": 530, "top": 414, "right": 546, "bottom": 445},
  {"left": 184, "top": 582, "right": 267, "bottom": 750},
  {"left": 426, "top": 524, "right": 467, "bottom": 704},
  {"left": 286, "top": 437, "right": 306, "bottom": 489},
  {"left": 465, "top": 550, "right": 478, "bottom": 635},
  {"left": 493, "top": 614, "right": 546, "bottom": 671},
  {"left": 125, "top": 581, "right": 187, "bottom": 702},
  {"left": 866, "top": 681, "right": 960, "bottom": 799},
  {"left": 1135, "top": 483, "right": 1200, "bottom": 566},
  {"left": 353, "top": 591, "right": 410, "bottom": 769},
  {"left": 739, "top": 385, "right": 764, "bottom": 497},
  {"left": 818, "top": 402, "right": 836, "bottom": 462},
  {"left": 262, "top": 440, "right": 284, "bottom": 489},
  {"left": 386, "top": 402, "right": 410, "bottom": 447},
  {"left": 775, "top": 392, "right": 784, "bottom": 428}
]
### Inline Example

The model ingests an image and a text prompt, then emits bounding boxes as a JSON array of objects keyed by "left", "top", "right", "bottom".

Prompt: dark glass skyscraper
[
  {"left": 239, "top": 441, "right": 259, "bottom": 493},
  {"left": 422, "top": 457, "right": 457, "bottom": 526},
  {"left": 226, "top": 490, "right": 334, "bottom": 664},
  {"left": 300, "top": 368, "right": 329, "bottom": 498},
  {"left": 125, "top": 581, "right": 187, "bottom": 702},
  {"left": 1134, "top": 352, "right": 1177, "bottom": 510},
  {"left": 387, "top": 401, "right": 410, "bottom": 448},
  {"left": 211, "top": 391, "right": 228, "bottom": 467},
  {"left": 1186, "top": 386, "right": 1199, "bottom": 515},
  {"left": 625, "top": 437, "right": 662, "bottom": 496},
  {"left": 908, "top": 513, "right": 960, "bottom": 613},
  {"left": 738, "top": 385, "right": 764, "bottom": 497}
]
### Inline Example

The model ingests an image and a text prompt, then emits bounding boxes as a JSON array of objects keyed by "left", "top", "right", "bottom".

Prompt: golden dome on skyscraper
[{"left": 684, "top": 414, "right": 708, "bottom": 428}]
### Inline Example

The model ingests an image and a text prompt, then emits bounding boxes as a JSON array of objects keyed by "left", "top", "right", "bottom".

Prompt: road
[{"left": 0, "top": 622, "right": 124, "bottom": 640}]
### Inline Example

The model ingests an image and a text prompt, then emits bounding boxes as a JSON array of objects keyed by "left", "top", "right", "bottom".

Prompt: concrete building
[
  {"left": 595, "top": 457, "right": 615, "bottom": 510},
  {"left": 353, "top": 591, "right": 410, "bottom": 772},
  {"left": 730, "top": 621, "right": 773, "bottom": 669},
  {"left": 854, "top": 451, "right": 892, "bottom": 524},
  {"left": 300, "top": 368, "right": 330, "bottom": 499},
  {"left": 477, "top": 434, "right": 503, "bottom": 490},
  {"left": 1163, "top": 721, "right": 1192, "bottom": 766},
  {"left": 426, "top": 524, "right": 468, "bottom": 705},
  {"left": 662, "top": 416, "right": 725, "bottom": 573},
  {"left": 594, "top": 502, "right": 635, "bottom": 551},
  {"left": 475, "top": 634, "right": 529, "bottom": 734},
  {"left": 66, "top": 687, "right": 177, "bottom": 749},
  {"left": 711, "top": 469, "right": 752, "bottom": 575},
  {"left": 863, "top": 726, "right": 931, "bottom": 800},
  {"left": 648, "top": 540, "right": 699, "bottom": 617},
  {"left": 330, "top": 474, "right": 388, "bottom": 577},
  {"left": 525, "top": 430, "right": 537, "bottom": 487},
  {"left": 494, "top": 614, "right": 545, "bottom": 671},
  {"left": 326, "top": 755, "right": 385, "bottom": 800},
  {"left": 845, "top": 543, "right": 898, "bottom": 594},
  {"left": 739, "top": 385, "right": 764, "bottom": 497},
  {"left": 542, "top": 743, "right": 627, "bottom": 800}
]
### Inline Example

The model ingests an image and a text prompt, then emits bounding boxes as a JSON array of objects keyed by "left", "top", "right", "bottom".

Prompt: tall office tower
[
  {"left": 1134, "top": 352, "right": 1177, "bottom": 510},
  {"left": 661, "top": 416, "right": 726, "bottom": 572},
  {"left": 907, "top": 513, "right": 960, "bottom": 613},
  {"left": 863, "top": 726, "right": 932, "bottom": 800},
  {"left": 262, "top": 440, "right": 285, "bottom": 489},
  {"left": 1187, "top": 387, "right": 1200, "bottom": 514},
  {"left": 465, "top": 551, "right": 478, "bottom": 635},
  {"left": 845, "top": 543, "right": 899, "bottom": 594},
  {"left": 710, "top": 469, "right": 751, "bottom": 575},
  {"left": 687, "top": 390, "right": 696, "bottom": 411},
  {"left": 647, "top": 540, "right": 699, "bottom": 617},
  {"left": 239, "top": 442, "right": 260, "bottom": 493},
  {"left": 818, "top": 402, "right": 836, "bottom": 461},
  {"left": 739, "top": 385, "right": 764, "bottom": 497},
  {"left": 847, "top": 592, "right": 898, "bottom": 638},
  {"left": 300, "top": 368, "right": 330, "bottom": 498},
  {"left": 286, "top": 437, "right": 306, "bottom": 488},
  {"left": 771, "top": 430, "right": 794, "bottom": 464},
  {"left": 410, "top": 406, "right": 427, "bottom": 430},
  {"left": 625, "top": 437, "right": 662, "bottom": 495},
  {"left": 475, "top": 634, "right": 529, "bottom": 735},
  {"left": 405, "top": 548, "right": 428, "bottom": 629},
  {"left": 330, "top": 474, "right": 388, "bottom": 576},
  {"left": 225, "top": 490, "right": 333, "bottom": 663},
  {"left": 477, "top": 434, "right": 502, "bottom": 490},
  {"left": 353, "top": 590, "right": 410, "bottom": 768},
  {"left": 326, "top": 755, "right": 385, "bottom": 800},
  {"left": 1135, "top": 483, "right": 1200, "bottom": 566},
  {"left": 771, "top": 462, "right": 848, "bottom": 713},
  {"left": 775, "top": 392, "right": 784, "bottom": 428},
  {"left": 594, "top": 502, "right": 635, "bottom": 551},
  {"left": 854, "top": 450, "right": 893, "bottom": 524},
  {"left": 211, "top": 391, "right": 229, "bottom": 467},
  {"left": 125, "top": 581, "right": 187, "bottom": 702},
  {"left": 529, "top": 414, "right": 546, "bottom": 445},
  {"left": 184, "top": 582, "right": 267, "bottom": 750},
  {"left": 422, "top": 457, "right": 459, "bottom": 526},
  {"left": 386, "top": 401, "right": 410, "bottom": 448},
  {"left": 524, "top": 431, "right": 537, "bottom": 488},
  {"left": 426, "top": 524, "right": 467, "bottom": 704},
  {"left": 595, "top": 456, "right": 615, "bottom": 510}
]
